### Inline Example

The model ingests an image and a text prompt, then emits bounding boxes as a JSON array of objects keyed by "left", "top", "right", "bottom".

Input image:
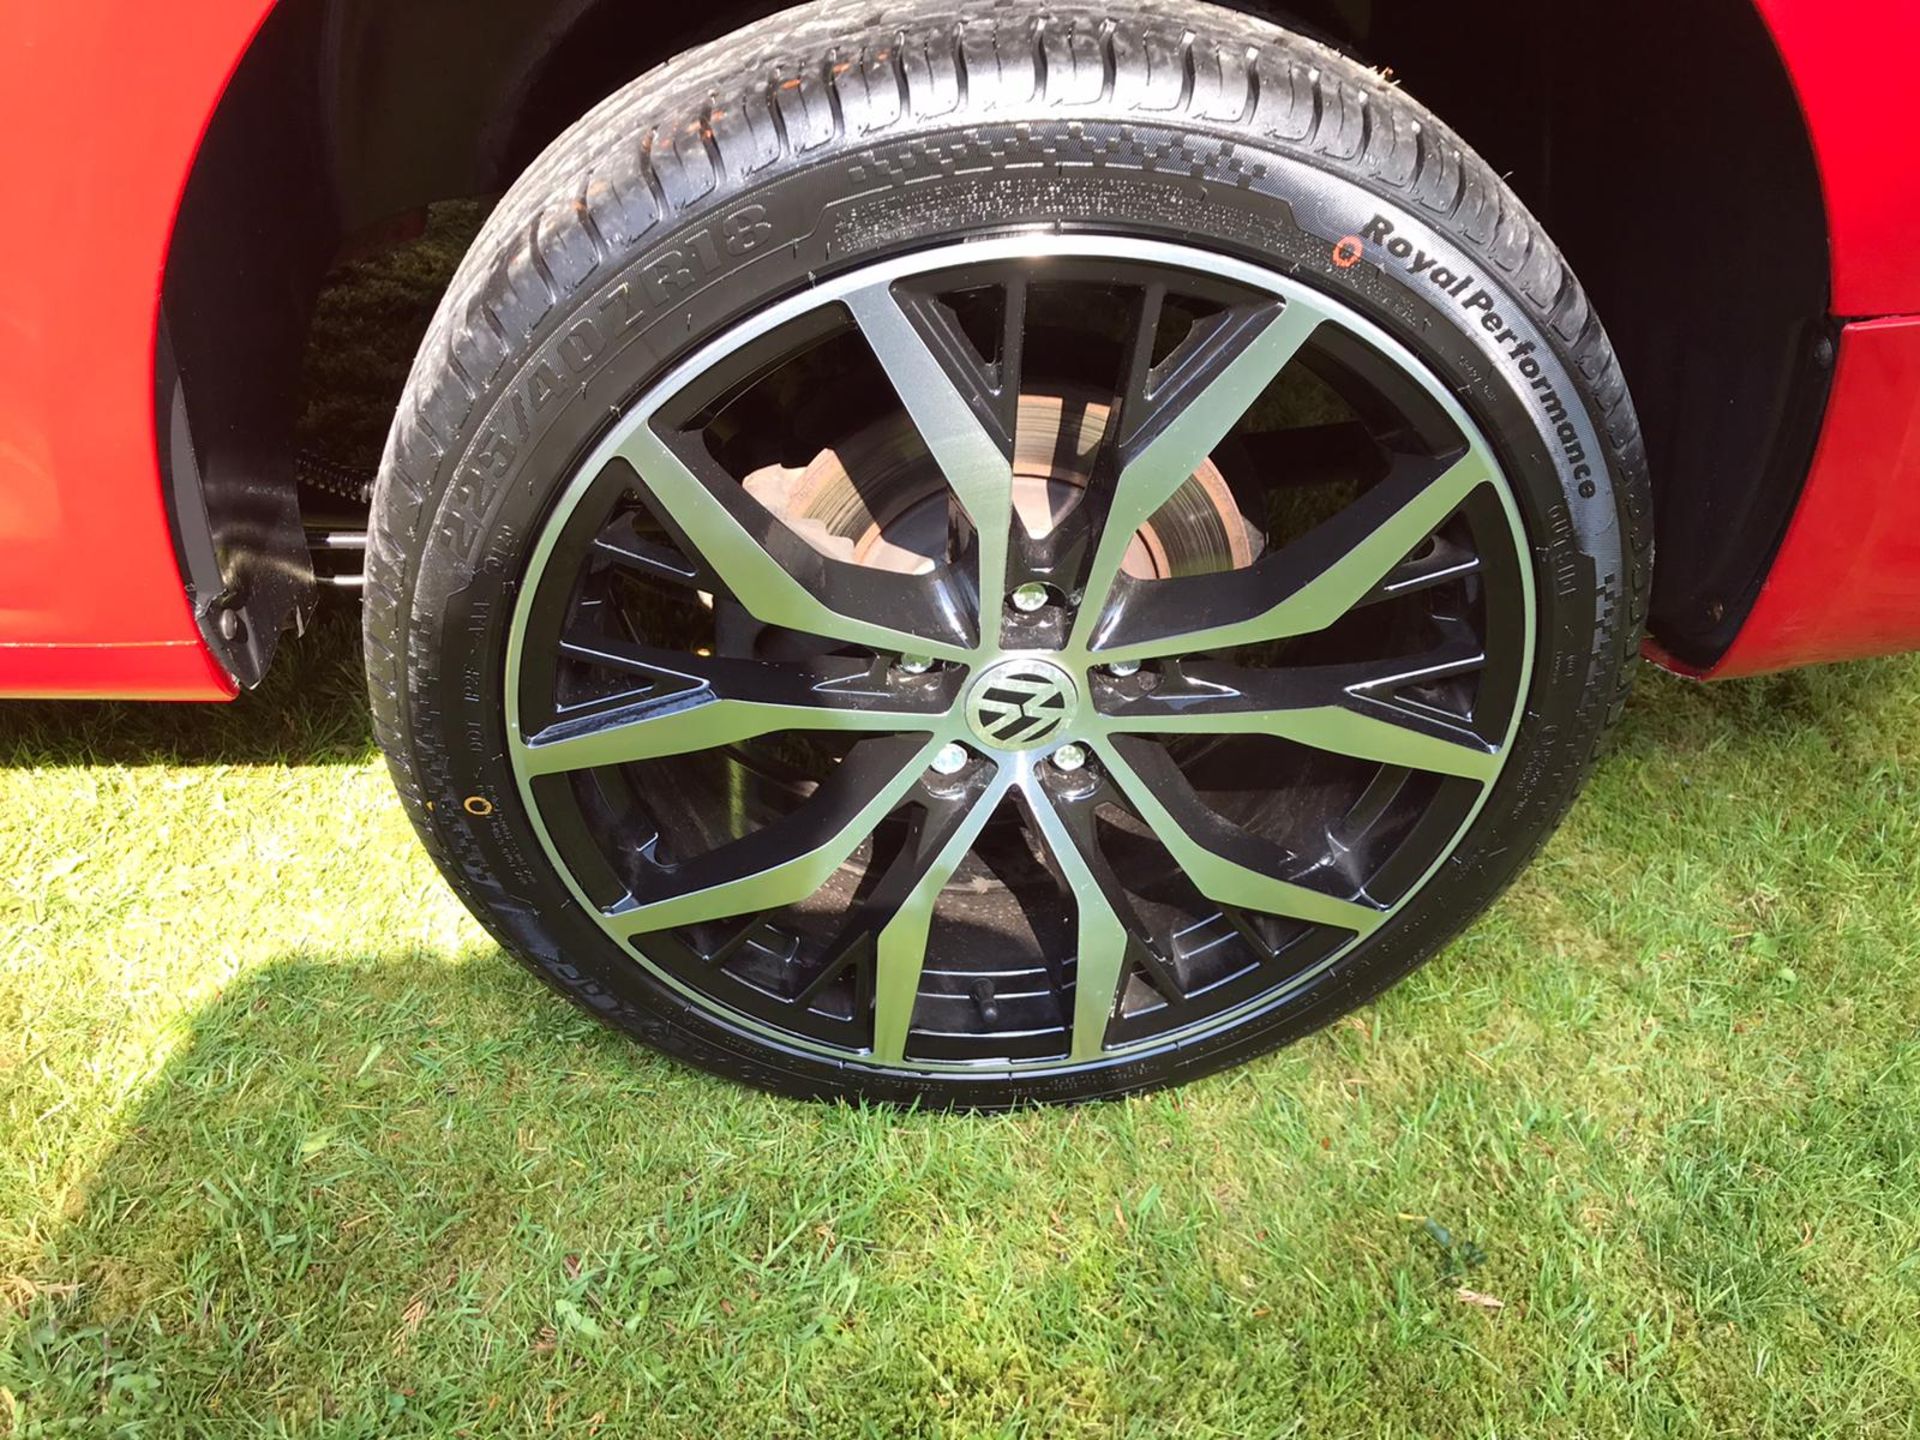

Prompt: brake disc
[{"left": 742, "top": 387, "right": 1259, "bottom": 580}]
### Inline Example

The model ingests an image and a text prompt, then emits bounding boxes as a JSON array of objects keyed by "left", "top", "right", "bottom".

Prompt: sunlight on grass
[{"left": 3, "top": 615, "right": 1918, "bottom": 1436}]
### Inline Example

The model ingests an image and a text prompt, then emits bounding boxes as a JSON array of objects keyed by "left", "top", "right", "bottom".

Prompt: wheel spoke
[
  {"left": 847, "top": 282, "right": 1020, "bottom": 646},
  {"left": 868, "top": 766, "right": 1017, "bottom": 1063},
  {"left": 1069, "top": 296, "right": 1326, "bottom": 653},
  {"left": 518, "top": 688, "right": 938, "bottom": 776},
  {"left": 1373, "top": 531, "right": 1483, "bottom": 603},
  {"left": 614, "top": 427, "right": 975, "bottom": 660},
  {"left": 590, "top": 516, "right": 705, "bottom": 588},
  {"left": 609, "top": 735, "right": 949, "bottom": 934},
  {"left": 518, "top": 641, "right": 953, "bottom": 775},
  {"left": 1097, "top": 738, "right": 1387, "bottom": 936},
  {"left": 1094, "top": 644, "right": 1500, "bottom": 781},
  {"left": 1019, "top": 776, "right": 1139, "bottom": 1062},
  {"left": 1089, "top": 447, "right": 1494, "bottom": 662}
]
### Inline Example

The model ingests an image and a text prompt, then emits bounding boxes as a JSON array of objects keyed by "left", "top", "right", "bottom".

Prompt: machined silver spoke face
[
  {"left": 1089, "top": 640, "right": 1503, "bottom": 782},
  {"left": 518, "top": 643, "right": 957, "bottom": 777},
  {"left": 1067, "top": 295, "right": 1328, "bottom": 657},
  {"left": 505, "top": 237, "right": 1536, "bottom": 1075}
]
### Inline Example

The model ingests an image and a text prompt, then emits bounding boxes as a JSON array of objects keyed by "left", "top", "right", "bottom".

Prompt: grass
[{"left": 2, "top": 611, "right": 1917, "bottom": 1437}]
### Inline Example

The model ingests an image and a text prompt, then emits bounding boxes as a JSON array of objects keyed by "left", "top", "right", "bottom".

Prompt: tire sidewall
[{"left": 386, "top": 113, "right": 1630, "bottom": 1105}]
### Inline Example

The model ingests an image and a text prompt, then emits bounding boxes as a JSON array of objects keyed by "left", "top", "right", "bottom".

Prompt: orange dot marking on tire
[
  {"left": 1331, "top": 236, "right": 1365, "bottom": 269},
  {"left": 464, "top": 796, "right": 494, "bottom": 817}
]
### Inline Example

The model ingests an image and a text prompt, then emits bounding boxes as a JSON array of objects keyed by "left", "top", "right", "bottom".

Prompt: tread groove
[
  {"left": 892, "top": 30, "right": 912, "bottom": 119},
  {"left": 824, "top": 49, "right": 847, "bottom": 140}
]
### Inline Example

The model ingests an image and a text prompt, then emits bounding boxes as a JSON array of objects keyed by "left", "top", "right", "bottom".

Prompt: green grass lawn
[{"left": 2, "top": 613, "right": 1917, "bottom": 1437}]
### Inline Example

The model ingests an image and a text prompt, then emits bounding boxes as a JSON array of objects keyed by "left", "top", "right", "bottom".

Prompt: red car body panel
[
  {"left": 0, "top": 0, "right": 1916, "bottom": 700},
  {"left": 1754, "top": 0, "right": 1920, "bottom": 317},
  {"left": 0, "top": 2, "right": 265, "bottom": 701}
]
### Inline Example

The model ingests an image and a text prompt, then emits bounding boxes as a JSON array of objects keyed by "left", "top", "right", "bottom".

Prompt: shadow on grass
[
  {"left": 0, "top": 604, "right": 372, "bottom": 770},
  {"left": 1612, "top": 651, "right": 1920, "bottom": 753},
  {"left": 0, "top": 943, "right": 711, "bottom": 1428}
]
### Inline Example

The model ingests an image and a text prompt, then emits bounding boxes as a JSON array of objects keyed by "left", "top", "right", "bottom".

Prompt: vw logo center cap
[{"left": 964, "top": 658, "right": 1080, "bottom": 751}]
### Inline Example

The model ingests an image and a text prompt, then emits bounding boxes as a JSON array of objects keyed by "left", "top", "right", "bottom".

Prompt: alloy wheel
[{"left": 504, "top": 235, "right": 1534, "bottom": 1076}]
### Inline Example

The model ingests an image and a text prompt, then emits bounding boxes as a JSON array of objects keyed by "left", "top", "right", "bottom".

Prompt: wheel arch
[{"left": 159, "top": 0, "right": 1829, "bottom": 681}]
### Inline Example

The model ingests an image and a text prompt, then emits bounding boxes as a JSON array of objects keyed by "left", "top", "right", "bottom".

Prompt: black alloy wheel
[{"left": 505, "top": 236, "right": 1532, "bottom": 1072}]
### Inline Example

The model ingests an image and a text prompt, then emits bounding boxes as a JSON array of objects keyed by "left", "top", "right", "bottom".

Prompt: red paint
[
  {"left": 1754, "top": 1, "right": 1920, "bottom": 316},
  {"left": 0, "top": 1, "right": 1917, "bottom": 700},
  {"left": 1701, "top": 317, "right": 1920, "bottom": 677},
  {"left": 0, "top": 1, "right": 270, "bottom": 700},
  {"left": 0, "top": 642, "right": 238, "bottom": 703}
]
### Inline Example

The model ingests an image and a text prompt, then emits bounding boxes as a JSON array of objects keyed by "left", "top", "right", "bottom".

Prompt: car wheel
[{"left": 364, "top": 0, "right": 1651, "bottom": 1106}]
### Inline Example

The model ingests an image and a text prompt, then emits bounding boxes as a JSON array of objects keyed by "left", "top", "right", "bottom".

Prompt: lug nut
[
  {"left": 897, "top": 654, "right": 934, "bottom": 675},
  {"left": 1105, "top": 659, "right": 1141, "bottom": 677},
  {"left": 1050, "top": 743, "right": 1089, "bottom": 774},
  {"left": 930, "top": 743, "right": 969, "bottom": 776},
  {"left": 1010, "top": 582, "right": 1050, "bottom": 614}
]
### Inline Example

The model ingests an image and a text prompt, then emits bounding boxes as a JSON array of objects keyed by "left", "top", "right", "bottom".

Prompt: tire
[{"left": 365, "top": 0, "right": 1651, "bottom": 1107}]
